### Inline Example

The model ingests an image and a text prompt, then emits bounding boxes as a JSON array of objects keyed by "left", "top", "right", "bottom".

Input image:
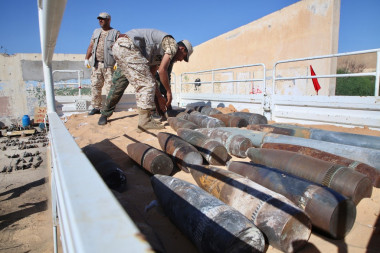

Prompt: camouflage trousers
[
  {"left": 101, "top": 69, "right": 129, "bottom": 117},
  {"left": 111, "top": 37, "right": 156, "bottom": 110},
  {"left": 90, "top": 62, "right": 114, "bottom": 109}
]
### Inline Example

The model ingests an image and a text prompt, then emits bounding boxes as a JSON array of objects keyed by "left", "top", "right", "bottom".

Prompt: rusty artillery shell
[
  {"left": 157, "top": 132, "right": 203, "bottom": 173},
  {"left": 246, "top": 148, "right": 373, "bottom": 205},
  {"left": 262, "top": 143, "right": 380, "bottom": 188},
  {"left": 190, "top": 164, "right": 311, "bottom": 252},
  {"left": 188, "top": 111, "right": 226, "bottom": 128},
  {"left": 151, "top": 175, "right": 265, "bottom": 253},
  {"left": 247, "top": 124, "right": 296, "bottom": 136},
  {"left": 200, "top": 106, "right": 222, "bottom": 116},
  {"left": 210, "top": 114, "right": 248, "bottom": 128},
  {"left": 228, "top": 161, "right": 356, "bottom": 239},
  {"left": 177, "top": 128, "right": 229, "bottom": 165},
  {"left": 82, "top": 146, "right": 126, "bottom": 193},
  {"left": 228, "top": 112, "right": 268, "bottom": 124},
  {"left": 126, "top": 143, "right": 173, "bottom": 175},
  {"left": 167, "top": 117, "right": 199, "bottom": 132},
  {"left": 196, "top": 128, "right": 253, "bottom": 158}
]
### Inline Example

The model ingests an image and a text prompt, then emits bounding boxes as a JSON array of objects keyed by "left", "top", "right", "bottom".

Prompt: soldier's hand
[
  {"left": 156, "top": 94, "right": 167, "bottom": 114},
  {"left": 84, "top": 59, "right": 90, "bottom": 68},
  {"left": 166, "top": 91, "right": 172, "bottom": 108}
]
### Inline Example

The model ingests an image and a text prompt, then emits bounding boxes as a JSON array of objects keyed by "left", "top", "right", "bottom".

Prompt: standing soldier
[
  {"left": 85, "top": 12, "right": 120, "bottom": 115},
  {"left": 98, "top": 29, "right": 193, "bottom": 132}
]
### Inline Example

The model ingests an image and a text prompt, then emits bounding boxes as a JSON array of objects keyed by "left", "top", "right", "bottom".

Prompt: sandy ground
[
  {"left": 62, "top": 108, "right": 380, "bottom": 253},
  {"left": 1, "top": 107, "right": 379, "bottom": 253},
  {"left": 0, "top": 131, "right": 53, "bottom": 253}
]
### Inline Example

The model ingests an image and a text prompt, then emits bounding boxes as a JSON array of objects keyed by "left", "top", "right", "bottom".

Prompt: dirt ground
[
  {"left": 1, "top": 107, "right": 379, "bottom": 253},
  {"left": 0, "top": 130, "right": 53, "bottom": 253}
]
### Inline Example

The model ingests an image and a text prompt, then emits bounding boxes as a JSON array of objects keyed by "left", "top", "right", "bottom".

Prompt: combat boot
[
  {"left": 137, "top": 108, "right": 165, "bottom": 132},
  {"left": 98, "top": 115, "right": 108, "bottom": 125}
]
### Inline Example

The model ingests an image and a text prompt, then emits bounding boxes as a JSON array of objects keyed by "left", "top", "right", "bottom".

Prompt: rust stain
[
  {"left": 0, "top": 97, "right": 10, "bottom": 116},
  {"left": 294, "top": 129, "right": 311, "bottom": 138}
]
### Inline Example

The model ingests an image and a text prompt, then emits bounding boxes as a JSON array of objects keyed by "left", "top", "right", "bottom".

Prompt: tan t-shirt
[{"left": 95, "top": 30, "right": 109, "bottom": 62}]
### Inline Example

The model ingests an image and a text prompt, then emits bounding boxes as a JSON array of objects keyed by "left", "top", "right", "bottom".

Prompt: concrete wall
[
  {"left": 0, "top": 53, "right": 88, "bottom": 126},
  {"left": 173, "top": 0, "right": 341, "bottom": 96}
]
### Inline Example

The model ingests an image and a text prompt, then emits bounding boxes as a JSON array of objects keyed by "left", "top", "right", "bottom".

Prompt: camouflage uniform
[
  {"left": 101, "top": 35, "right": 177, "bottom": 117},
  {"left": 90, "top": 29, "right": 118, "bottom": 109},
  {"left": 90, "top": 62, "right": 114, "bottom": 109}
]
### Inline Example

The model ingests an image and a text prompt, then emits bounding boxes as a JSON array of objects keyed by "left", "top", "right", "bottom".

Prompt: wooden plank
[{"left": 5, "top": 129, "right": 36, "bottom": 136}]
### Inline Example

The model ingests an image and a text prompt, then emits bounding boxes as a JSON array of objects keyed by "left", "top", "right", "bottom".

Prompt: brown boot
[{"left": 137, "top": 108, "right": 165, "bottom": 132}]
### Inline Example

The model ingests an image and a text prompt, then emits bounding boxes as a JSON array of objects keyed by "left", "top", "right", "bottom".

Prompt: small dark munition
[
  {"left": 228, "top": 161, "right": 356, "bottom": 239},
  {"left": 157, "top": 132, "right": 203, "bottom": 173},
  {"left": 151, "top": 175, "right": 265, "bottom": 253},
  {"left": 191, "top": 164, "right": 311, "bottom": 252},
  {"left": 177, "top": 128, "right": 229, "bottom": 165},
  {"left": 127, "top": 142, "right": 173, "bottom": 175},
  {"left": 246, "top": 148, "right": 373, "bottom": 205}
]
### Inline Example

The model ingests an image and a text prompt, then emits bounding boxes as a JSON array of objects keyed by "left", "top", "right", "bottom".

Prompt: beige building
[{"left": 174, "top": 0, "right": 341, "bottom": 96}]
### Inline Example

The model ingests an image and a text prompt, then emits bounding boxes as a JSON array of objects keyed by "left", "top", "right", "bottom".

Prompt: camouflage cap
[{"left": 97, "top": 12, "right": 111, "bottom": 19}]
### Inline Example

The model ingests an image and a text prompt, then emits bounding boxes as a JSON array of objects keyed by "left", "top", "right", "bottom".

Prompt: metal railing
[
  {"left": 52, "top": 70, "right": 84, "bottom": 96},
  {"left": 180, "top": 63, "right": 266, "bottom": 95},
  {"left": 272, "top": 48, "right": 380, "bottom": 96}
]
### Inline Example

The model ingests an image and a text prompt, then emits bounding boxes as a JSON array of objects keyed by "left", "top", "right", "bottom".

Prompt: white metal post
[{"left": 375, "top": 50, "right": 380, "bottom": 96}]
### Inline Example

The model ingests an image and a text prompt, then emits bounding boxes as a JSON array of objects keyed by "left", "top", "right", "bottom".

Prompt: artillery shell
[
  {"left": 228, "top": 161, "right": 356, "bottom": 239},
  {"left": 262, "top": 143, "right": 380, "bottom": 187},
  {"left": 196, "top": 128, "right": 253, "bottom": 158},
  {"left": 167, "top": 117, "right": 199, "bottom": 132},
  {"left": 188, "top": 111, "right": 226, "bottom": 128},
  {"left": 210, "top": 114, "right": 248, "bottom": 128},
  {"left": 228, "top": 112, "right": 268, "bottom": 124},
  {"left": 246, "top": 148, "right": 373, "bottom": 204},
  {"left": 190, "top": 164, "right": 311, "bottom": 252},
  {"left": 126, "top": 142, "right": 173, "bottom": 175},
  {"left": 157, "top": 132, "right": 203, "bottom": 173},
  {"left": 200, "top": 106, "right": 222, "bottom": 116},
  {"left": 177, "top": 128, "right": 229, "bottom": 165},
  {"left": 151, "top": 175, "right": 265, "bottom": 253}
]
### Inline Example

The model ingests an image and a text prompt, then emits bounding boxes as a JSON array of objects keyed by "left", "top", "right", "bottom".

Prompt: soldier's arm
[
  {"left": 85, "top": 40, "right": 94, "bottom": 60},
  {"left": 158, "top": 54, "right": 172, "bottom": 107}
]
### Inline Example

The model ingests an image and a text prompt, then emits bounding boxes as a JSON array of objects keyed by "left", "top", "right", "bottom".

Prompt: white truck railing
[
  {"left": 272, "top": 48, "right": 380, "bottom": 96},
  {"left": 48, "top": 112, "right": 151, "bottom": 252},
  {"left": 180, "top": 63, "right": 267, "bottom": 95},
  {"left": 178, "top": 64, "right": 267, "bottom": 113}
]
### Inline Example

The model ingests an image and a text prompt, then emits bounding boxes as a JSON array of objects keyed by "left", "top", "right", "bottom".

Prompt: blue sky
[{"left": 1, "top": 0, "right": 379, "bottom": 55}]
